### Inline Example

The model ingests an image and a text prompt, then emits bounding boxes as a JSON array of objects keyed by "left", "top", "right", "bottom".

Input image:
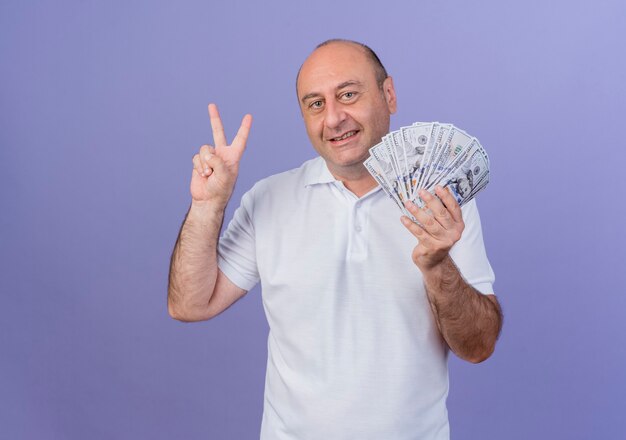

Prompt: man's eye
[
  {"left": 310, "top": 100, "right": 323, "bottom": 109},
  {"left": 341, "top": 92, "right": 357, "bottom": 101}
]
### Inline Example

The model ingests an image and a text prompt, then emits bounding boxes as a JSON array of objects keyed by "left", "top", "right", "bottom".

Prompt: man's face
[{"left": 296, "top": 43, "right": 397, "bottom": 176}]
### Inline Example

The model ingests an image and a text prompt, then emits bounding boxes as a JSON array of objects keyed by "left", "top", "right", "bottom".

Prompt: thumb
[{"left": 205, "top": 152, "right": 234, "bottom": 177}]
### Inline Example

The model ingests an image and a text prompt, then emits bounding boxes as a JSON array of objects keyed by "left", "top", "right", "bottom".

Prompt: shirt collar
[
  {"left": 302, "top": 156, "right": 383, "bottom": 198},
  {"left": 303, "top": 156, "right": 338, "bottom": 187}
]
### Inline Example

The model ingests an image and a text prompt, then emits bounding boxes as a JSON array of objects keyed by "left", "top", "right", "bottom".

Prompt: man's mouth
[{"left": 329, "top": 130, "right": 359, "bottom": 142}]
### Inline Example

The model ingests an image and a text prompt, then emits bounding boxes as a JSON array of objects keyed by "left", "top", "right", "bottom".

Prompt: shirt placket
[{"left": 331, "top": 182, "right": 371, "bottom": 261}]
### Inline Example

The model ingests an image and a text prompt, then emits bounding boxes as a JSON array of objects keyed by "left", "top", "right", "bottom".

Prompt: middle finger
[
  {"left": 405, "top": 200, "right": 444, "bottom": 238},
  {"left": 419, "top": 189, "right": 454, "bottom": 230}
]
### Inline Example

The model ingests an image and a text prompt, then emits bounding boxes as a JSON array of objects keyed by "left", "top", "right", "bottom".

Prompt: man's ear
[{"left": 383, "top": 76, "right": 397, "bottom": 114}]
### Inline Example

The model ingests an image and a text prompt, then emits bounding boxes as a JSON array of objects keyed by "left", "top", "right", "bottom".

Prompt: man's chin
[{"left": 324, "top": 152, "right": 371, "bottom": 170}]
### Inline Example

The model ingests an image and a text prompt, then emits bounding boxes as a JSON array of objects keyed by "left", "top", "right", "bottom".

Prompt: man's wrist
[
  {"left": 420, "top": 256, "right": 460, "bottom": 298},
  {"left": 417, "top": 254, "right": 449, "bottom": 279},
  {"left": 188, "top": 199, "right": 227, "bottom": 225}
]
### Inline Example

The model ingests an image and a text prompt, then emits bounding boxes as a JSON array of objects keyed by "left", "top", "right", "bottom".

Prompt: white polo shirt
[{"left": 218, "top": 156, "right": 495, "bottom": 440}]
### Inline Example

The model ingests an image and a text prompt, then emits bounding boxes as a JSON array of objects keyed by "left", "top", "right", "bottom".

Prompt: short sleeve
[
  {"left": 217, "top": 189, "right": 260, "bottom": 292},
  {"left": 449, "top": 198, "right": 495, "bottom": 295}
]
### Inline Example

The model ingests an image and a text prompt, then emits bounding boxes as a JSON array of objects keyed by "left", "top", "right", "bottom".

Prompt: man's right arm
[
  {"left": 168, "top": 202, "right": 246, "bottom": 322},
  {"left": 167, "top": 104, "right": 252, "bottom": 322}
]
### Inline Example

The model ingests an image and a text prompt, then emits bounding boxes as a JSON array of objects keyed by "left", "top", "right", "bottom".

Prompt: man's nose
[{"left": 323, "top": 100, "right": 347, "bottom": 131}]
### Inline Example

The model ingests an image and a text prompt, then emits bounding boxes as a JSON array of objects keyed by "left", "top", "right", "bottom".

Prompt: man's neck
[{"left": 327, "top": 162, "right": 378, "bottom": 198}]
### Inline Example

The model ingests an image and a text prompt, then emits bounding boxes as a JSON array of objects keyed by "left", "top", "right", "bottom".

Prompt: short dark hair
[{"left": 296, "top": 39, "right": 389, "bottom": 93}]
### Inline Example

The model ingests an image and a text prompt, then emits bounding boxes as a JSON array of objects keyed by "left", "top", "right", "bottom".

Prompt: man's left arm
[{"left": 401, "top": 186, "right": 503, "bottom": 364}]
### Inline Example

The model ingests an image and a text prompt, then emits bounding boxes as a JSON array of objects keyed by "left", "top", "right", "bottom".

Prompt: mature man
[{"left": 168, "top": 39, "right": 502, "bottom": 440}]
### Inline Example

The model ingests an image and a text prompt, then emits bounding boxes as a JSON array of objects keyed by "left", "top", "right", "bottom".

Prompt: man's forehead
[{"left": 297, "top": 42, "right": 375, "bottom": 95}]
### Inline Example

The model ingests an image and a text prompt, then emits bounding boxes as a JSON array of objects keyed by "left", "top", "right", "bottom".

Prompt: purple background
[{"left": 2, "top": 1, "right": 625, "bottom": 438}]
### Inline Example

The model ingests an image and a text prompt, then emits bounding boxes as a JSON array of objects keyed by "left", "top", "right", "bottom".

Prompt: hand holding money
[
  {"left": 401, "top": 186, "right": 465, "bottom": 271},
  {"left": 366, "top": 121, "right": 489, "bottom": 269},
  {"left": 191, "top": 103, "right": 252, "bottom": 209}
]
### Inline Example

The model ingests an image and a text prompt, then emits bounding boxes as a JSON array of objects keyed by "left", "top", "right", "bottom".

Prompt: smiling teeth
[{"left": 334, "top": 131, "right": 356, "bottom": 141}]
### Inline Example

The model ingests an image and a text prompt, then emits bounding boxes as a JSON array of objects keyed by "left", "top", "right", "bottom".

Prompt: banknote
[
  {"left": 435, "top": 146, "right": 489, "bottom": 205},
  {"left": 428, "top": 138, "right": 484, "bottom": 189},
  {"left": 425, "top": 126, "right": 474, "bottom": 189},
  {"left": 400, "top": 124, "right": 430, "bottom": 200},
  {"left": 382, "top": 131, "right": 411, "bottom": 201},
  {"left": 366, "top": 122, "right": 490, "bottom": 214},
  {"left": 412, "top": 122, "right": 440, "bottom": 193},
  {"left": 420, "top": 123, "right": 451, "bottom": 191},
  {"left": 364, "top": 155, "right": 414, "bottom": 219}
]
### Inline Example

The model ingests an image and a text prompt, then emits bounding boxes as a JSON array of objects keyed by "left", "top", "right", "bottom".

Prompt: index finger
[
  {"left": 208, "top": 103, "right": 227, "bottom": 148},
  {"left": 435, "top": 185, "right": 463, "bottom": 223}
]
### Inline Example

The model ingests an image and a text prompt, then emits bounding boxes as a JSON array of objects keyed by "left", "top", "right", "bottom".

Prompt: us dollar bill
[
  {"left": 400, "top": 124, "right": 431, "bottom": 200},
  {"left": 366, "top": 121, "right": 490, "bottom": 216},
  {"left": 364, "top": 155, "right": 414, "bottom": 219},
  {"left": 420, "top": 123, "right": 451, "bottom": 190},
  {"left": 436, "top": 146, "right": 489, "bottom": 206},
  {"left": 425, "top": 126, "right": 474, "bottom": 188},
  {"left": 412, "top": 122, "right": 440, "bottom": 192}
]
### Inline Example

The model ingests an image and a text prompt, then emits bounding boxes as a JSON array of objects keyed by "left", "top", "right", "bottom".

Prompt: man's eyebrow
[
  {"left": 336, "top": 80, "right": 363, "bottom": 90},
  {"left": 300, "top": 80, "right": 364, "bottom": 103},
  {"left": 301, "top": 92, "right": 321, "bottom": 103}
]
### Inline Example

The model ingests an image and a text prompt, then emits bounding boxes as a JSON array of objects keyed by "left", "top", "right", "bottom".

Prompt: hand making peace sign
[{"left": 191, "top": 104, "right": 252, "bottom": 208}]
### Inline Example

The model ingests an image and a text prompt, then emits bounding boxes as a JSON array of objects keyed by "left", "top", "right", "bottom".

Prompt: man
[{"left": 168, "top": 39, "right": 502, "bottom": 439}]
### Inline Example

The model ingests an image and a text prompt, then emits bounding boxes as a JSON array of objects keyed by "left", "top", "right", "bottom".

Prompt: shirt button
[{"left": 355, "top": 225, "right": 362, "bottom": 232}]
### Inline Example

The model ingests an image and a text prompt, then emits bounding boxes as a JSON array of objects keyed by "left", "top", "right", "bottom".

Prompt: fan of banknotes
[{"left": 364, "top": 122, "right": 490, "bottom": 219}]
